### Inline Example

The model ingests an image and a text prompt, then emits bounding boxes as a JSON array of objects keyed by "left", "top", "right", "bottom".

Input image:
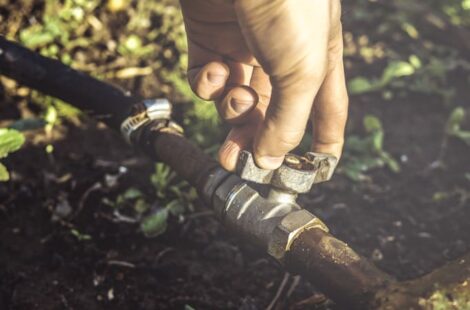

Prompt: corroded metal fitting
[
  {"left": 207, "top": 171, "right": 329, "bottom": 262},
  {"left": 236, "top": 150, "right": 337, "bottom": 194},
  {"left": 121, "top": 98, "right": 180, "bottom": 144},
  {"left": 306, "top": 152, "right": 338, "bottom": 184},
  {"left": 268, "top": 209, "right": 329, "bottom": 261}
]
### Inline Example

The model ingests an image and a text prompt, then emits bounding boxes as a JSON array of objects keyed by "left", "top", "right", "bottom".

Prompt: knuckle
[
  {"left": 264, "top": 127, "right": 303, "bottom": 154},
  {"left": 218, "top": 142, "right": 239, "bottom": 171}
]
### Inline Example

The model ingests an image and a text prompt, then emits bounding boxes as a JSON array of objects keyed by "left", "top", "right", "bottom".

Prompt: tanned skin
[{"left": 180, "top": 0, "right": 348, "bottom": 171}]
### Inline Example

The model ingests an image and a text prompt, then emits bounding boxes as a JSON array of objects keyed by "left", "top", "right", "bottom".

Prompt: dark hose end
[{"left": 285, "top": 228, "right": 395, "bottom": 309}]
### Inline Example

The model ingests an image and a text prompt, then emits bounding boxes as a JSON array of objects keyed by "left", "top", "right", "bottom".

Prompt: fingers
[
  {"left": 311, "top": 58, "right": 348, "bottom": 159},
  {"left": 215, "top": 61, "right": 258, "bottom": 123},
  {"left": 216, "top": 86, "right": 259, "bottom": 123},
  {"left": 218, "top": 125, "right": 255, "bottom": 171},
  {"left": 234, "top": 0, "right": 332, "bottom": 169},
  {"left": 249, "top": 66, "right": 272, "bottom": 114},
  {"left": 187, "top": 38, "right": 259, "bottom": 123},
  {"left": 188, "top": 61, "right": 230, "bottom": 100},
  {"left": 253, "top": 86, "right": 319, "bottom": 169},
  {"left": 187, "top": 39, "right": 230, "bottom": 100},
  {"left": 218, "top": 67, "right": 272, "bottom": 171}
]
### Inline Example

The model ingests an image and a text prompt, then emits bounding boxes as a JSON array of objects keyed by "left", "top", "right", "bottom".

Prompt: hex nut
[{"left": 267, "top": 209, "right": 329, "bottom": 261}]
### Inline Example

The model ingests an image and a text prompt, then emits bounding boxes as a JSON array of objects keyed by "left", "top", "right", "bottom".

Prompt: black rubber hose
[{"left": 0, "top": 36, "right": 137, "bottom": 129}]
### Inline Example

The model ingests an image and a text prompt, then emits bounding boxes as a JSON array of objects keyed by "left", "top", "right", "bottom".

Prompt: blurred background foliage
[
  {"left": 0, "top": 0, "right": 469, "bottom": 175},
  {"left": 0, "top": 0, "right": 469, "bottom": 234}
]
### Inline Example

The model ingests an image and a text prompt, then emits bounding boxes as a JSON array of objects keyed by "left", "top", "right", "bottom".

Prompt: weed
[
  {"left": 0, "top": 128, "right": 25, "bottom": 181},
  {"left": 445, "top": 107, "right": 470, "bottom": 146},
  {"left": 340, "top": 115, "right": 400, "bottom": 181},
  {"left": 70, "top": 228, "right": 92, "bottom": 241}
]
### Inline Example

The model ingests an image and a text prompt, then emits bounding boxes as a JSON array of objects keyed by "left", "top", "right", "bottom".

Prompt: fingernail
[
  {"left": 207, "top": 72, "right": 226, "bottom": 85},
  {"left": 256, "top": 155, "right": 284, "bottom": 170},
  {"left": 230, "top": 98, "right": 255, "bottom": 114}
]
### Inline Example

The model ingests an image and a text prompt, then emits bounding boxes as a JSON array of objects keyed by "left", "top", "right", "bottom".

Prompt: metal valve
[
  {"left": 236, "top": 150, "right": 337, "bottom": 202},
  {"left": 202, "top": 150, "right": 335, "bottom": 262}
]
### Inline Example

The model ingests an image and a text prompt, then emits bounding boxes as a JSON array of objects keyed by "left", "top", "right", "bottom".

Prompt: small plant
[
  {"left": 103, "top": 163, "right": 197, "bottom": 238},
  {"left": 0, "top": 128, "right": 25, "bottom": 181},
  {"left": 445, "top": 106, "right": 470, "bottom": 146},
  {"left": 340, "top": 115, "right": 400, "bottom": 181},
  {"left": 70, "top": 228, "right": 92, "bottom": 241},
  {"left": 348, "top": 57, "right": 419, "bottom": 96},
  {"left": 142, "top": 163, "right": 197, "bottom": 237}
]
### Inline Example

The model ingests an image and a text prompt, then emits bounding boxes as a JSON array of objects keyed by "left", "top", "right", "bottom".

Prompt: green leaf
[
  {"left": 0, "top": 129, "right": 25, "bottom": 159},
  {"left": 134, "top": 199, "right": 149, "bottom": 214},
  {"left": 371, "top": 131, "right": 384, "bottom": 152},
  {"left": 0, "top": 163, "right": 10, "bottom": 181},
  {"left": 140, "top": 208, "right": 169, "bottom": 238},
  {"left": 348, "top": 77, "right": 379, "bottom": 95},
  {"left": 432, "top": 191, "right": 449, "bottom": 202},
  {"left": 401, "top": 22, "right": 419, "bottom": 39},
  {"left": 345, "top": 136, "right": 370, "bottom": 153},
  {"left": 445, "top": 107, "right": 470, "bottom": 145},
  {"left": 19, "top": 26, "right": 55, "bottom": 48},
  {"left": 167, "top": 199, "right": 185, "bottom": 217},
  {"left": 381, "top": 152, "right": 401, "bottom": 173},
  {"left": 70, "top": 229, "right": 92, "bottom": 241},
  {"left": 381, "top": 61, "right": 416, "bottom": 85},
  {"left": 409, "top": 55, "right": 422, "bottom": 69},
  {"left": 123, "top": 187, "right": 143, "bottom": 200},
  {"left": 445, "top": 107, "right": 465, "bottom": 135},
  {"left": 454, "top": 131, "right": 470, "bottom": 146},
  {"left": 364, "top": 115, "right": 383, "bottom": 133}
]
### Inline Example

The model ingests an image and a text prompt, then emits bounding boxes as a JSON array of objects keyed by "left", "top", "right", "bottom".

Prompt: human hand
[{"left": 180, "top": 0, "right": 348, "bottom": 171}]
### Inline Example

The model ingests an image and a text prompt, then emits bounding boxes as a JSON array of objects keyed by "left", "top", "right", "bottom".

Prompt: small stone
[
  {"left": 418, "top": 232, "right": 432, "bottom": 239},
  {"left": 393, "top": 221, "right": 402, "bottom": 228},
  {"left": 107, "top": 288, "right": 114, "bottom": 301},
  {"left": 371, "top": 248, "right": 383, "bottom": 261},
  {"left": 52, "top": 197, "right": 73, "bottom": 221}
]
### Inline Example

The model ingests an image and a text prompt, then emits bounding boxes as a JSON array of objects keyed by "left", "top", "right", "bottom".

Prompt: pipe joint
[{"left": 207, "top": 172, "right": 328, "bottom": 262}]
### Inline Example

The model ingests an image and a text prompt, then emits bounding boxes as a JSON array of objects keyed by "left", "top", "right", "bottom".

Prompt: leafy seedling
[
  {"left": 445, "top": 107, "right": 470, "bottom": 146},
  {"left": 70, "top": 228, "right": 92, "bottom": 241},
  {"left": 0, "top": 128, "right": 25, "bottom": 181},
  {"left": 341, "top": 115, "right": 400, "bottom": 181},
  {"left": 348, "top": 59, "right": 417, "bottom": 95}
]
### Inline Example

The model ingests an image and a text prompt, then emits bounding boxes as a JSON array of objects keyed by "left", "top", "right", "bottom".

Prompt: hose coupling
[{"left": 120, "top": 98, "right": 183, "bottom": 145}]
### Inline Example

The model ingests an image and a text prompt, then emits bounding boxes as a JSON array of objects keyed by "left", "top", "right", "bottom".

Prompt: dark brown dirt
[
  {"left": 0, "top": 91, "right": 469, "bottom": 310},
  {"left": 0, "top": 1, "right": 470, "bottom": 309}
]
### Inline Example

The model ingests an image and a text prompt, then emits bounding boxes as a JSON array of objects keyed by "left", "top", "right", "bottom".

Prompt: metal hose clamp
[{"left": 121, "top": 98, "right": 176, "bottom": 144}]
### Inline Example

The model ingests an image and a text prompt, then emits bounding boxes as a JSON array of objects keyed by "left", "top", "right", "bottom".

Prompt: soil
[
  {"left": 0, "top": 90, "right": 469, "bottom": 310},
  {"left": 0, "top": 1, "right": 470, "bottom": 310}
]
